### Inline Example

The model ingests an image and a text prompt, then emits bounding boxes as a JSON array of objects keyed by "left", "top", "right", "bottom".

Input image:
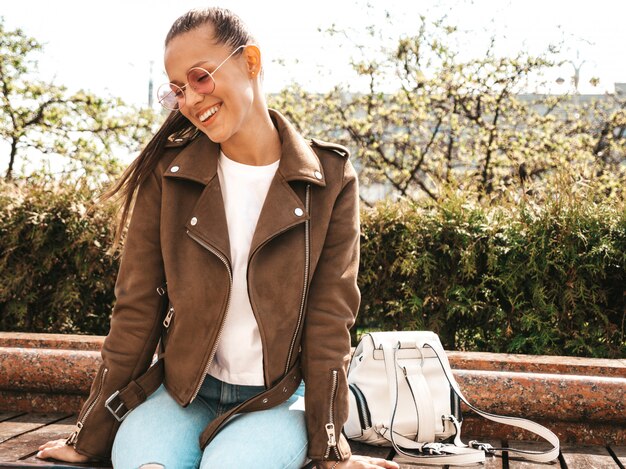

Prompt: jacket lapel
[{"left": 163, "top": 109, "right": 327, "bottom": 265}]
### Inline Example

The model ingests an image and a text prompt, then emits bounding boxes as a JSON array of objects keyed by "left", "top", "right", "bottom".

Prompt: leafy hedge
[
  {"left": 1, "top": 179, "right": 624, "bottom": 358},
  {"left": 359, "top": 194, "right": 626, "bottom": 358},
  {"left": 0, "top": 179, "right": 117, "bottom": 334}
]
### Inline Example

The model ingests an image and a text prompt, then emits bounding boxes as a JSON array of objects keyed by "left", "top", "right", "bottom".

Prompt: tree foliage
[
  {"left": 269, "top": 14, "right": 626, "bottom": 205},
  {"left": 0, "top": 17, "right": 162, "bottom": 187}
]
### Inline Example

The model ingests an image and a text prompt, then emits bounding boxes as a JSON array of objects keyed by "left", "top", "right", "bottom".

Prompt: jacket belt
[
  {"left": 199, "top": 360, "right": 302, "bottom": 449},
  {"left": 104, "top": 353, "right": 165, "bottom": 422},
  {"left": 104, "top": 352, "right": 303, "bottom": 447}
]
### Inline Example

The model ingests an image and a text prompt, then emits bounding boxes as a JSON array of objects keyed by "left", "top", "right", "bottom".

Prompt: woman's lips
[{"left": 198, "top": 103, "right": 221, "bottom": 127}]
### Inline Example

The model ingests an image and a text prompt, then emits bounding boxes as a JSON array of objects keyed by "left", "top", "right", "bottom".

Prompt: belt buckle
[
  {"left": 422, "top": 442, "right": 444, "bottom": 455},
  {"left": 105, "top": 390, "right": 130, "bottom": 422}
]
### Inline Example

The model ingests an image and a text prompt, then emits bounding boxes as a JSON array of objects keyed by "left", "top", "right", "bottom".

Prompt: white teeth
[{"left": 200, "top": 105, "right": 220, "bottom": 122}]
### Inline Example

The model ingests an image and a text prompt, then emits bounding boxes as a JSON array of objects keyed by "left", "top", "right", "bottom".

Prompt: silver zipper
[
  {"left": 66, "top": 367, "right": 109, "bottom": 446},
  {"left": 285, "top": 183, "right": 311, "bottom": 374},
  {"left": 242, "top": 185, "right": 311, "bottom": 379},
  {"left": 186, "top": 229, "right": 233, "bottom": 404},
  {"left": 163, "top": 305, "right": 175, "bottom": 328},
  {"left": 324, "top": 369, "right": 340, "bottom": 459}
]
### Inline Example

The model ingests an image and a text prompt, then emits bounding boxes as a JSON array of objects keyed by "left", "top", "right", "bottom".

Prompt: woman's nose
[{"left": 184, "top": 85, "right": 205, "bottom": 108}]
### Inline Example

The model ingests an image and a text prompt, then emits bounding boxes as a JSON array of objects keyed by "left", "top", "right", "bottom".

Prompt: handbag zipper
[
  {"left": 186, "top": 229, "right": 233, "bottom": 404},
  {"left": 324, "top": 369, "right": 341, "bottom": 459},
  {"left": 349, "top": 383, "right": 371, "bottom": 429},
  {"left": 65, "top": 366, "right": 109, "bottom": 446}
]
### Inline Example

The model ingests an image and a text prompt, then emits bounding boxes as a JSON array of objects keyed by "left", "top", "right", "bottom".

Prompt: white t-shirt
[{"left": 206, "top": 149, "right": 280, "bottom": 386}]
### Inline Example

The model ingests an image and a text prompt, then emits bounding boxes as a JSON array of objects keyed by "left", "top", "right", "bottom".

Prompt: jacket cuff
[{"left": 307, "top": 430, "right": 352, "bottom": 462}]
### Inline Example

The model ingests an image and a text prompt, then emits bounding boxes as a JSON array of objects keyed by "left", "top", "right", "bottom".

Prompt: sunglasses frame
[{"left": 158, "top": 44, "right": 250, "bottom": 111}]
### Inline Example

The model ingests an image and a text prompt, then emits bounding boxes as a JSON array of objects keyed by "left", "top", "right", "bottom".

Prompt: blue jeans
[{"left": 111, "top": 372, "right": 309, "bottom": 469}]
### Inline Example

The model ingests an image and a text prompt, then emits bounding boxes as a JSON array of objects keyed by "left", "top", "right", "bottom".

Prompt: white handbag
[{"left": 344, "top": 331, "right": 560, "bottom": 465}]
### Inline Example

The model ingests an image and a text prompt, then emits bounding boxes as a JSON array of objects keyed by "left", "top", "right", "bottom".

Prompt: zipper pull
[
  {"left": 325, "top": 423, "right": 336, "bottom": 446},
  {"left": 163, "top": 306, "right": 175, "bottom": 328},
  {"left": 65, "top": 421, "right": 83, "bottom": 446}
]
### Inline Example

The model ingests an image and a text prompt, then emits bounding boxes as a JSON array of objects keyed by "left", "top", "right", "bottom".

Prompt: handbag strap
[
  {"left": 423, "top": 341, "right": 560, "bottom": 462},
  {"left": 381, "top": 341, "right": 486, "bottom": 465},
  {"left": 379, "top": 340, "right": 560, "bottom": 464}
]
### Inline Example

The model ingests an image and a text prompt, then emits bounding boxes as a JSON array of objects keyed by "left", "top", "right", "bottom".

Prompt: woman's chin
[{"left": 197, "top": 125, "right": 230, "bottom": 144}]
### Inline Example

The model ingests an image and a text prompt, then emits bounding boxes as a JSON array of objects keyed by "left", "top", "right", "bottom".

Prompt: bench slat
[
  {"left": 506, "top": 440, "right": 560, "bottom": 468},
  {"left": 0, "top": 413, "right": 25, "bottom": 424},
  {"left": 348, "top": 439, "right": 394, "bottom": 459},
  {"left": 3, "top": 416, "right": 81, "bottom": 461},
  {"left": 0, "top": 462, "right": 107, "bottom": 469},
  {"left": 0, "top": 413, "right": 112, "bottom": 468},
  {"left": 561, "top": 444, "right": 620, "bottom": 468},
  {"left": 0, "top": 413, "right": 71, "bottom": 445}
]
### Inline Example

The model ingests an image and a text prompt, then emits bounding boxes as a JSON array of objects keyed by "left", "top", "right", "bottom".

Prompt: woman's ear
[{"left": 243, "top": 44, "right": 262, "bottom": 78}]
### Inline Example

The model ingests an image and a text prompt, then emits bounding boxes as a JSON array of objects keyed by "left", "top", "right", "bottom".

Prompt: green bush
[
  {"left": 0, "top": 178, "right": 118, "bottom": 334},
  {"left": 358, "top": 192, "right": 626, "bottom": 358},
  {"left": 1, "top": 179, "right": 624, "bottom": 358}
]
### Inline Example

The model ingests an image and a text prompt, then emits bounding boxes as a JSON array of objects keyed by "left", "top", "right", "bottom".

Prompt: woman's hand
[
  {"left": 36, "top": 438, "right": 92, "bottom": 463},
  {"left": 317, "top": 454, "right": 400, "bottom": 468}
]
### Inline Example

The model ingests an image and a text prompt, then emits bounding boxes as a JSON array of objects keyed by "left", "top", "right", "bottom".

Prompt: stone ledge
[
  {"left": 0, "top": 332, "right": 104, "bottom": 351},
  {"left": 0, "top": 332, "right": 624, "bottom": 445}
]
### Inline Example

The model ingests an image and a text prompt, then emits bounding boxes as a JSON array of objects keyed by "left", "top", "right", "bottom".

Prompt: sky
[{"left": 2, "top": 0, "right": 625, "bottom": 108}]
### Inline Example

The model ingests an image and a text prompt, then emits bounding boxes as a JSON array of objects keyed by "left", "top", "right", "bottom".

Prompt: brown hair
[{"left": 91, "top": 7, "right": 255, "bottom": 257}]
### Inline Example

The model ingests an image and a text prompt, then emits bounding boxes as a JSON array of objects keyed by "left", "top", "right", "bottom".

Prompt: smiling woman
[{"left": 33, "top": 6, "right": 397, "bottom": 469}]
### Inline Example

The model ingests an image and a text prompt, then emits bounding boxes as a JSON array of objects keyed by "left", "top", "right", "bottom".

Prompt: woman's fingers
[
  {"left": 363, "top": 457, "right": 399, "bottom": 468},
  {"left": 38, "top": 438, "right": 66, "bottom": 450},
  {"left": 344, "top": 454, "right": 401, "bottom": 468},
  {"left": 372, "top": 458, "right": 400, "bottom": 468},
  {"left": 36, "top": 440, "right": 91, "bottom": 463}
]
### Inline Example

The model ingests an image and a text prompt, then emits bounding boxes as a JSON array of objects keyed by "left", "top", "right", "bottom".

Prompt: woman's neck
[{"left": 219, "top": 106, "right": 282, "bottom": 166}]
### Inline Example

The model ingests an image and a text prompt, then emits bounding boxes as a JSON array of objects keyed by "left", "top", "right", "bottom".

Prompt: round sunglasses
[{"left": 157, "top": 44, "right": 249, "bottom": 111}]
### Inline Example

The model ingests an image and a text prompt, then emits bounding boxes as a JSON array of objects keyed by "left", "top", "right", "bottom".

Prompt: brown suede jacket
[{"left": 64, "top": 109, "right": 361, "bottom": 465}]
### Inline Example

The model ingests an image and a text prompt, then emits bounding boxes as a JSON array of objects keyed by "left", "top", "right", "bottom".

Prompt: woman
[{"left": 36, "top": 7, "right": 398, "bottom": 469}]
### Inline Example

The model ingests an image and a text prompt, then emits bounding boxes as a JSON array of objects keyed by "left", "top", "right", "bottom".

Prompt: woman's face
[{"left": 163, "top": 25, "right": 256, "bottom": 143}]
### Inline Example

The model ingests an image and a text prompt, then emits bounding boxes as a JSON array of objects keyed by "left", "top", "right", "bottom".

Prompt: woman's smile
[{"left": 197, "top": 103, "right": 222, "bottom": 126}]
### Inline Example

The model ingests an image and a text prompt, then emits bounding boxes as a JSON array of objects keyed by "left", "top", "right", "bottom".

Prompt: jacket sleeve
[
  {"left": 64, "top": 168, "right": 167, "bottom": 461},
  {"left": 302, "top": 156, "right": 361, "bottom": 463}
]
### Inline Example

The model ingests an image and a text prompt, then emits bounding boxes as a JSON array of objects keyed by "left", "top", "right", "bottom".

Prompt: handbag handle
[
  {"left": 378, "top": 340, "right": 560, "bottom": 464},
  {"left": 381, "top": 341, "right": 486, "bottom": 465}
]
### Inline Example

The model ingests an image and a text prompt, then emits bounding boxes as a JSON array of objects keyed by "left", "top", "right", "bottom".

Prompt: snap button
[
  {"left": 262, "top": 398, "right": 269, "bottom": 404},
  {"left": 170, "top": 165, "right": 179, "bottom": 173},
  {"left": 283, "top": 387, "right": 288, "bottom": 393},
  {"left": 190, "top": 217, "right": 198, "bottom": 226},
  {"left": 314, "top": 170, "right": 323, "bottom": 179},
  {"left": 294, "top": 208, "right": 304, "bottom": 217}
]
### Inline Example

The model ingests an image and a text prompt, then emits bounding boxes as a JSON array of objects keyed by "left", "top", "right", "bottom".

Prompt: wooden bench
[
  {"left": 0, "top": 411, "right": 625, "bottom": 468},
  {"left": 1, "top": 333, "right": 625, "bottom": 467}
]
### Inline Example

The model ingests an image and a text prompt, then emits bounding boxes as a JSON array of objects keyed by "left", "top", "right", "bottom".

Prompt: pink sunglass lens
[
  {"left": 187, "top": 68, "right": 216, "bottom": 94},
  {"left": 157, "top": 83, "right": 182, "bottom": 110}
]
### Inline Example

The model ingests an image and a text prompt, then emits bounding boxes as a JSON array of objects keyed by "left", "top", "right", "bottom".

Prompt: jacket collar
[{"left": 163, "top": 108, "right": 326, "bottom": 188}]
